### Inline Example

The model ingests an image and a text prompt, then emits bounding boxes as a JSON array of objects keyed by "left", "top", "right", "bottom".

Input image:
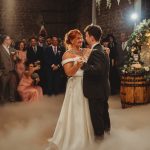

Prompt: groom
[{"left": 81, "top": 24, "right": 111, "bottom": 139}]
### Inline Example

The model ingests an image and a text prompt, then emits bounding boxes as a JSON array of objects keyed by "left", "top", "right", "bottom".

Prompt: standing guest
[
  {"left": 44, "top": 36, "right": 64, "bottom": 95},
  {"left": 38, "top": 36, "right": 46, "bottom": 48},
  {"left": 0, "top": 35, "right": 17, "bottom": 104},
  {"left": 107, "top": 34, "right": 119, "bottom": 95},
  {"left": 21, "top": 38, "right": 28, "bottom": 48},
  {"left": 117, "top": 32, "right": 128, "bottom": 68},
  {"left": 101, "top": 36, "right": 110, "bottom": 55},
  {"left": 116, "top": 32, "right": 129, "bottom": 90},
  {"left": 46, "top": 37, "right": 52, "bottom": 47},
  {"left": 26, "top": 37, "right": 44, "bottom": 89},
  {"left": 26, "top": 37, "right": 43, "bottom": 64},
  {"left": 15, "top": 41, "right": 27, "bottom": 79},
  {"left": 17, "top": 63, "right": 43, "bottom": 102}
]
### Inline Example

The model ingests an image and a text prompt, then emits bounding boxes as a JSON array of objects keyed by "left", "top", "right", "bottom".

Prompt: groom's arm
[{"left": 81, "top": 51, "right": 106, "bottom": 76}]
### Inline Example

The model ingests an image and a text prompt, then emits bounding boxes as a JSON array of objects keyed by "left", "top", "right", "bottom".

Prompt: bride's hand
[{"left": 76, "top": 57, "right": 84, "bottom": 67}]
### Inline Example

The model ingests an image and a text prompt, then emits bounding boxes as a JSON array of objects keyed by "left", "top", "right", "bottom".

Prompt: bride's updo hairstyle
[{"left": 64, "top": 29, "right": 82, "bottom": 49}]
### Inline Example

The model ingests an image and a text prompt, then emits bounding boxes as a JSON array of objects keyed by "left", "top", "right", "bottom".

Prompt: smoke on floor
[{"left": 0, "top": 95, "right": 150, "bottom": 150}]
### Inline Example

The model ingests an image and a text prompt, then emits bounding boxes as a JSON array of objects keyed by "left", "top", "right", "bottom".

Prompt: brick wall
[
  {"left": 0, "top": 0, "right": 77, "bottom": 40},
  {"left": 0, "top": 0, "right": 134, "bottom": 41},
  {"left": 96, "top": 0, "right": 134, "bottom": 41}
]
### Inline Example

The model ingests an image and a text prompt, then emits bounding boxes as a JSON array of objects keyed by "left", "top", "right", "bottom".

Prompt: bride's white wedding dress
[{"left": 46, "top": 57, "right": 95, "bottom": 150}]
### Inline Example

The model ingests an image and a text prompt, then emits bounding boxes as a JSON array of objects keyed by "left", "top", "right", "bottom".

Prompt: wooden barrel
[
  {"left": 120, "top": 73, "right": 150, "bottom": 108},
  {"left": 146, "top": 80, "right": 150, "bottom": 102}
]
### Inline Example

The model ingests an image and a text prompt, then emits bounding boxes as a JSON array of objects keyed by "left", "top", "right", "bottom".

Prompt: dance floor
[{"left": 0, "top": 94, "right": 150, "bottom": 150}]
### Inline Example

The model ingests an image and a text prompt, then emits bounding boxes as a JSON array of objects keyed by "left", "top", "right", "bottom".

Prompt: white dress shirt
[
  {"left": 91, "top": 42, "right": 99, "bottom": 50},
  {"left": 2, "top": 44, "right": 10, "bottom": 55},
  {"left": 122, "top": 41, "right": 127, "bottom": 51}
]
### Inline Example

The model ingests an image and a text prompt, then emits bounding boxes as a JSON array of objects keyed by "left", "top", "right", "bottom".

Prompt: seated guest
[{"left": 17, "top": 63, "right": 43, "bottom": 102}]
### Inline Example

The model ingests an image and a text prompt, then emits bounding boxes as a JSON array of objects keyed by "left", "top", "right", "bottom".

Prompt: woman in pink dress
[
  {"left": 17, "top": 63, "right": 43, "bottom": 102},
  {"left": 15, "top": 41, "right": 27, "bottom": 79}
]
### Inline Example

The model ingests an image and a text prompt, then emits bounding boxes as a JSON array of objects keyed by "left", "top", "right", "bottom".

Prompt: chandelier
[{"left": 96, "top": 0, "right": 132, "bottom": 10}]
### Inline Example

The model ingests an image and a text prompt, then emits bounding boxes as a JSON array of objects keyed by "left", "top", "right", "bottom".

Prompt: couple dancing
[{"left": 46, "top": 24, "right": 110, "bottom": 150}]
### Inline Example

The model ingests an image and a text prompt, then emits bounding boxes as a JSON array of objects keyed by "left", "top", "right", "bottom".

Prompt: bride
[{"left": 46, "top": 29, "right": 95, "bottom": 150}]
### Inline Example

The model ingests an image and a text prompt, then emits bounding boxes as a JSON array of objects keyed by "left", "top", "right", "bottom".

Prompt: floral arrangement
[{"left": 121, "top": 19, "right": 150, "bottom": 80}]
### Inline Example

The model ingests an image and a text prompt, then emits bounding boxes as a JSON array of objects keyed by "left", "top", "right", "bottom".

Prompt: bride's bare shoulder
[{"left": 62, "top": 50, "right": 76, "bottom": 60}]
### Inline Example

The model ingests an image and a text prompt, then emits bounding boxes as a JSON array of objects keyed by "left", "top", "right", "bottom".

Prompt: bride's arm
[{"left": 62, "top": 52, "right": 83, "bottom": 77}]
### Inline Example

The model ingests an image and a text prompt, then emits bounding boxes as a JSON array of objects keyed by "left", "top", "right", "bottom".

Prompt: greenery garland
[{"left": 121, "top": 19, "right": 150, "bottom": 80}]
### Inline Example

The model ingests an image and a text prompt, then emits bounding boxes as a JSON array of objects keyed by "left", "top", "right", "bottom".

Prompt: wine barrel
[
  {"left": 146, "top": 81, "right": 150, "bottom": 102},
  {"left": 120, "top": 74, "right": 150, "bottom": 108}
]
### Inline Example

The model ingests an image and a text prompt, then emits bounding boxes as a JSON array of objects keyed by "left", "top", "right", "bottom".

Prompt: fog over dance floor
[{"left": 0, "top": 95, "right": 150, "bottom": 150}]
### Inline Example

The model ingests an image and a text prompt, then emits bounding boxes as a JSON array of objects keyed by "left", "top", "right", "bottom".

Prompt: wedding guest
[
  {"left": 44, "top": 36, "right": 65, "bottom": 95},
  {"left": 26, "top": 37, "right": 43, "bottom": 65},
  {"left": 17, "top": 63, "right": 43, "bottom": 102},
  {"left": 117, "top": 32, "right": 128, "bottom": 67},
  {"left": 116, "top": 32, "right": 129, "bottom": 90},
  {"left": 107, "top": 34, "right": 119, "bottom": 94},
  {"left": 46, "top": 37, "right": 52, "bottom": 47},
  {"left": 0, "top": 35, "right": 17, "bottom": 104},
  {"left": 15, "top": 41, "right": 27, "bottom": 79},
  {"left": 26, "top": 37, "right": 44, "bottom": 90}
]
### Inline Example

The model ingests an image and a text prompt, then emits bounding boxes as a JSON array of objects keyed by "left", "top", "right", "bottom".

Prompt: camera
[{"left": 31, "top": 73, "right": 40, "bottom": 85}]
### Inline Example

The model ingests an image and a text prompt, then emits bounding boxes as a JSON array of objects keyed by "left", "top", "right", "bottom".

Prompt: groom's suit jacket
[{"left": 82, "top": 43, "right": 110, "bottom": 100}]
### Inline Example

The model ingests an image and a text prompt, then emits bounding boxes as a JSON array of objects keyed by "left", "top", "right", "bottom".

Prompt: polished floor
[{"left": 0, "top": 94, "right": 150, "bottom": 150}]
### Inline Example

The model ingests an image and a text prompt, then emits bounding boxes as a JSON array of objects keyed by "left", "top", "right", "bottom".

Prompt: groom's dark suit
[{"left": 82, "top": 43, "right": 110, "bottom": 136}]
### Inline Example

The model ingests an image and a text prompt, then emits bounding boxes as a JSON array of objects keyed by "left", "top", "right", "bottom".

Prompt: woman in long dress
[
  {"left": 15, "top": 41, "right": 27, "bottom": 79},
  {"left": 46, "top": 29, "right": 95, "bottom": 150},
  {"left": 17, "top": 63, "right": 43, "bottom": 102}
]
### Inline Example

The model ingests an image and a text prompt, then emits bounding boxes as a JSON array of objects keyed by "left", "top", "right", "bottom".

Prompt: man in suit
[
  {"left": 46, "top": 37, "right": 52, "bottom": 47},
  {"left": 26, "top": 37, "right": 44, "bottom": 89},
  {"left": 117, "top": 32, "right": 128, "bottom": 68},
  {"left": 44, "top": 36, "right": 65, "bottom": 95},
  {"left": 0, "top": 35, "right": 17, "bottom": 104},
  {"left": 37, "top": 36, "right": 47, "bottom": 49},
  {"left": 27, "top": 37, "right": 44, "bottom": 64},
  {"left": 81, "top": 25, "right": 111, "bottom": 139},
  {"left": 116, "top": 32, "right": 129, "bottom": 90}
]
